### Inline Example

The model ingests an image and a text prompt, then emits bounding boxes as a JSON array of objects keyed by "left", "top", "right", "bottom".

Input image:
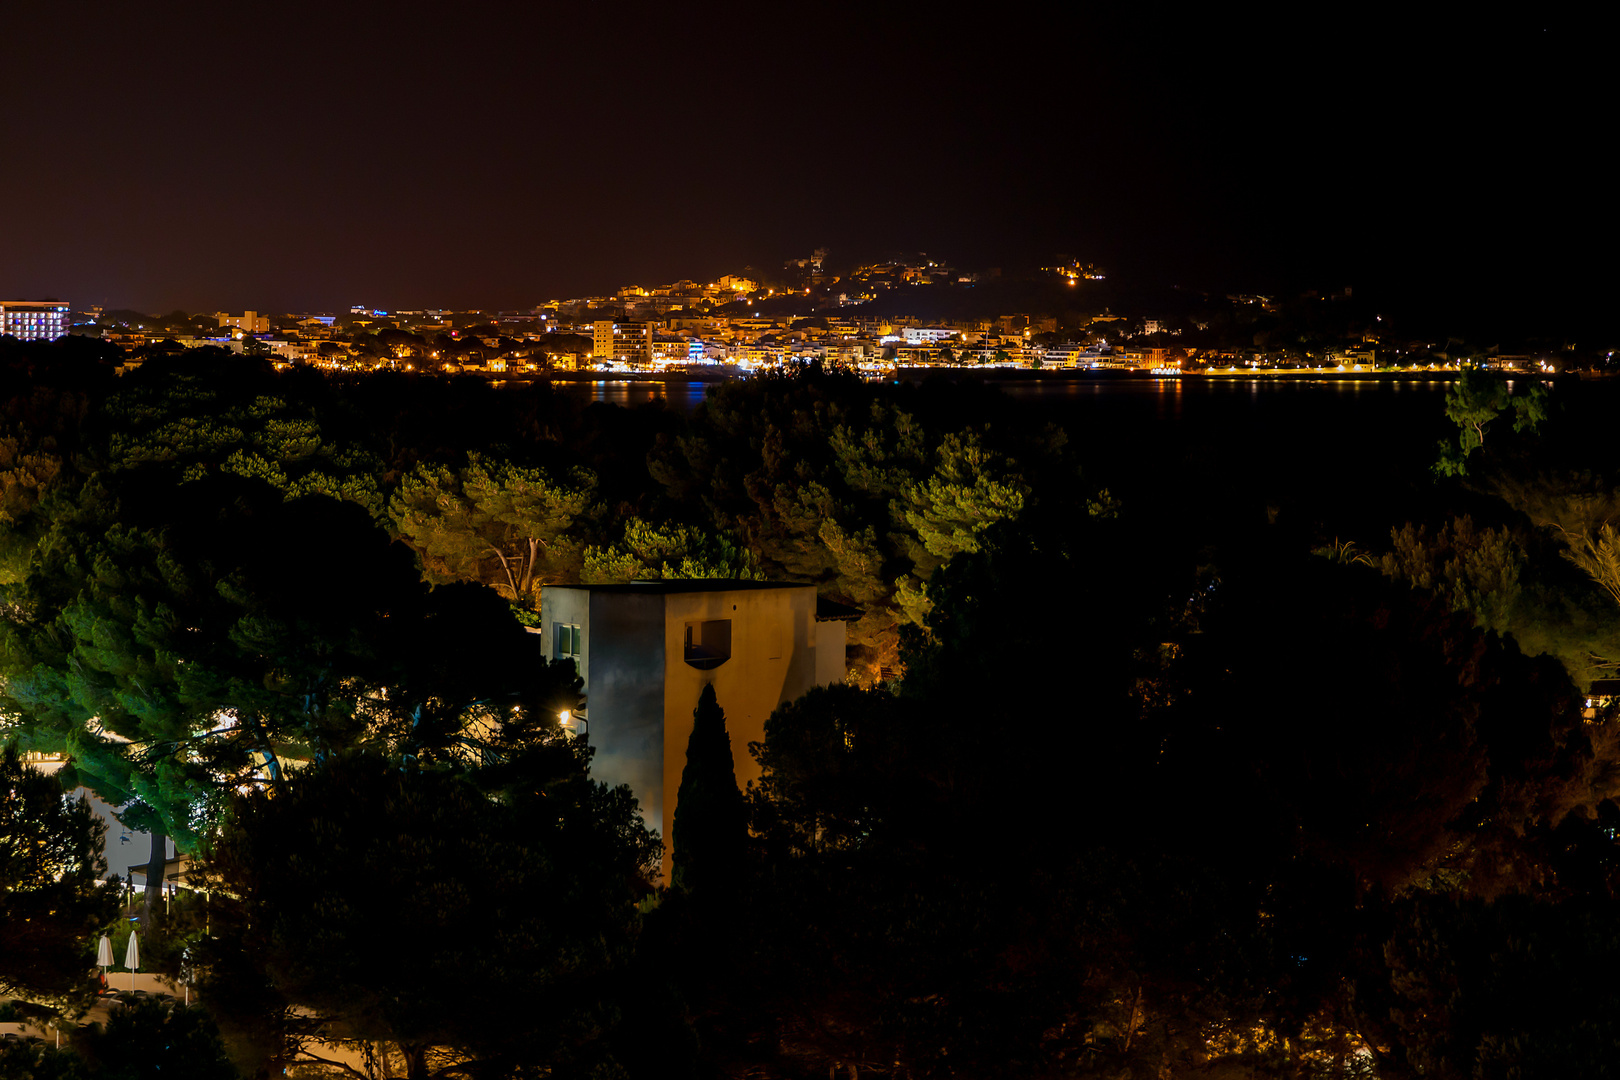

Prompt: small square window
[{"left": 554, "top": 622, "right": 582, "bottom": 660}]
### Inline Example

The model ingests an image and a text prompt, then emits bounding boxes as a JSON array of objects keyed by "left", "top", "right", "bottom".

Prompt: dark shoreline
[
  {"left": 888, "top": 367, "right": 1464, "bottom": 382},
  {"left": 526, "top": 365, "right": 1603, "bottom": 389},
  {"left": 543, "top": 366, "right": 1464, "bottom": 384}
]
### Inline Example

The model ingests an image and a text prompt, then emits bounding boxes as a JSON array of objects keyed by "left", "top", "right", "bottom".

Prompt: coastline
[
  {"left": 543, "top": 365, "right": 1469, "bottom": 385},
  {"left": 520, "top": 364, "right": 1596, "bottom": 389}
]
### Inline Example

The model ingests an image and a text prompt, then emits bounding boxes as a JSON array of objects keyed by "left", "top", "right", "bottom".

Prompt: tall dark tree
[
  {"left": 0, "top": 746, "right": 120, "bottom": 1014},
  {"left": 671, "top": 684, "right": 747, "bottom": 897}
]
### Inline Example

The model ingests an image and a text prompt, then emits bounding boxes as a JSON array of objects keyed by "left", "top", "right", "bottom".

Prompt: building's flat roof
[
  {"left": 545, "top": 579, "right": 812, "bottom": 595},
  {"left": 816, "top": 597, "right": 864, "bottom": 621}
]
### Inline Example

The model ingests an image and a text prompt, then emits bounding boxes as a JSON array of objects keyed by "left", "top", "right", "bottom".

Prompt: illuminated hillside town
[{"left": 7, "top": 252, "right": 1599, "bottom": 377}]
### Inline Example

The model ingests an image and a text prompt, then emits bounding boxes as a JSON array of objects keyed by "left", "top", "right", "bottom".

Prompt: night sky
[{"left": 2, "top": 5, "right": 1609, "bottom": 336}]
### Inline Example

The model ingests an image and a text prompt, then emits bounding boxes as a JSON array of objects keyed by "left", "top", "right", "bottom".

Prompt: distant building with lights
[
  {"left": 540, "top": 580, "right": 857, "bottom": 878},
  {"left": 591, "top": 320, "right": 652, "bottom": 366},
  {"left": 215, "top": 310, "right": 271, "bottom": 333},
  {"left": 711, "top": 274, "right": 757, "bottom": 294},
  {"left": 650, "top": 334, "right": 693, "bottom": 365},
  {"left": 1328, "top": 345, "right": 1377, "bottom": 368},
  {"left": 1, "top": 300, "right": 69, "bottom": 341},
  {"left": 901, "top": 327, "right": 958, "bottom": 345}
]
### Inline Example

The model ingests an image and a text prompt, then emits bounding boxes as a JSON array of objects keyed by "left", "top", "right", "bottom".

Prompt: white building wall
[{"left": 540, "top": 581, "right": 846, "bottom": 880}]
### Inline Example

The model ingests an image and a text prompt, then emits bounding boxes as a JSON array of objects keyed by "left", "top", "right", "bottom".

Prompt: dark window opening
[{"left": 684, "top": 619, "right": 732, "bottom": 670}]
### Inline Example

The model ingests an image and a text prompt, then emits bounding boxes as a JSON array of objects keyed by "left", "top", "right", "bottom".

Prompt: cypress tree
[{"left": 671, "top": 684, "right": 748, "bottom": 896}]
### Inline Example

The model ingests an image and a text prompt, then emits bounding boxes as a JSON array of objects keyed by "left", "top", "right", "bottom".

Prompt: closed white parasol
[
  {"left": 96, "top": 934, "right": 113, "bottom": 989},
  {"left": 124, "top": 930, "right": 139, "bottom": 992}
]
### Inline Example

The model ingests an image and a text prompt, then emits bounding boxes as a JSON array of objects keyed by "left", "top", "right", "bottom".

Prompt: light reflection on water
[
  {"left": 549, "top": 375, "right": 1464, "bottom": 416},
  {"left": 995, "top": 377, "right": 1456, "bottom": 398},
  {"left": 557, "top": 380, "right": 715, "bottom": 412},
  {"left": 991, "top": 376, "right": 1459, "bottom": 422}
]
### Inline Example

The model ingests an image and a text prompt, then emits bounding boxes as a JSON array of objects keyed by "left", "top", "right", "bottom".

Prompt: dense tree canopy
[
  {"left": 1, "top": 362, "right": 590, "bottom": 918},
  {"left": 3, "top": 480, "right": 580, "bottom": 851},
  {"left": 725, "top": 509, "right": 1620, "bottom": 1077},
  {"left": 645, "top": 365, "right": 1086, "bottom": 678},
  {"left": 74, "top": 996, "right": 237, "bottom": 1080},
  {"left": 199, "top": 752, "right": 659, "bottom": 1079},
  {"left": 5, "top": 342, "right": 1620, "bottom": 1078}
]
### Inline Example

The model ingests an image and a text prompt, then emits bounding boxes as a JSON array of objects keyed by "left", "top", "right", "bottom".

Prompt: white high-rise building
[{"left": 1, "top": 300, "right": 70, "bottom": 341}]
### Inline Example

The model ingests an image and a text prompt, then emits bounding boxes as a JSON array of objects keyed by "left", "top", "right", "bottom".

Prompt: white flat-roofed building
[
  {"left": 650, "top": 335, "right": 693, "bottom": 365},
  {"left": 901, "top": 326, "right": 958, "bottom": 345},
  {"left": 540, "top": 580, "right": 856, "bottom": 878},
  {"left": 1, "top": 300, "right": 70, "bottom": 341}
]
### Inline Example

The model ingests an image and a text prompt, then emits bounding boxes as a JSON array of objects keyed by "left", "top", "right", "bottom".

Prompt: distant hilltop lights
[
  {"left": 1, "top": 299, "right": 69, "bottom": 341},
  {"left": 19, "top": 248, "right": 1584, "bottom": 374}
]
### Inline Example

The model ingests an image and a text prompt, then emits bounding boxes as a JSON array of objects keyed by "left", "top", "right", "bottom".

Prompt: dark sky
[{"left": 1, "top": 4, "right": 1610, "bottom": 336}]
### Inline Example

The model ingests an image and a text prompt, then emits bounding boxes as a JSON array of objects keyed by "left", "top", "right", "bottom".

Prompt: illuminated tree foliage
[
  {"left": 389, "top": 453, "right": 594, "bottom": 611},
  {"left": 6, "top": 485, "right": 394, "bottom": 847},
  {"left": 0, "top": 424, "right": 65, "bottom": 585},
  {"left": 1378, "top": 512, "right": 1620, "bottom": 689},
  {"left": 891, "top": 429, "right": 1028, "bottom": 624},
  {"left": 582, "top": 517, "right": 761, "bottom": 584},
  {"left": 96, "top": 352, "right": 386, "bottom": 517},
  {"left": 1489, "top": 472, "right": 1620, "bottom": 611},
  {"left": 1379, "top": 515, "right": 1525, "bottom": 630},
  {"left": 0, "top": 364, "right": 103, "bottom": 586},
  {"left": 1434, "top": 368, "right": 1548, "bottom": 477}
]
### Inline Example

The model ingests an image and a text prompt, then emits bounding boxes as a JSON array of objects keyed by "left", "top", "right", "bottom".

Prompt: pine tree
[
  {"left": 387, "top": 454, "right": 594, "bottom": 610},
  {"left": 670, "top": 684, "right": 747, "bottom": 896}
]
